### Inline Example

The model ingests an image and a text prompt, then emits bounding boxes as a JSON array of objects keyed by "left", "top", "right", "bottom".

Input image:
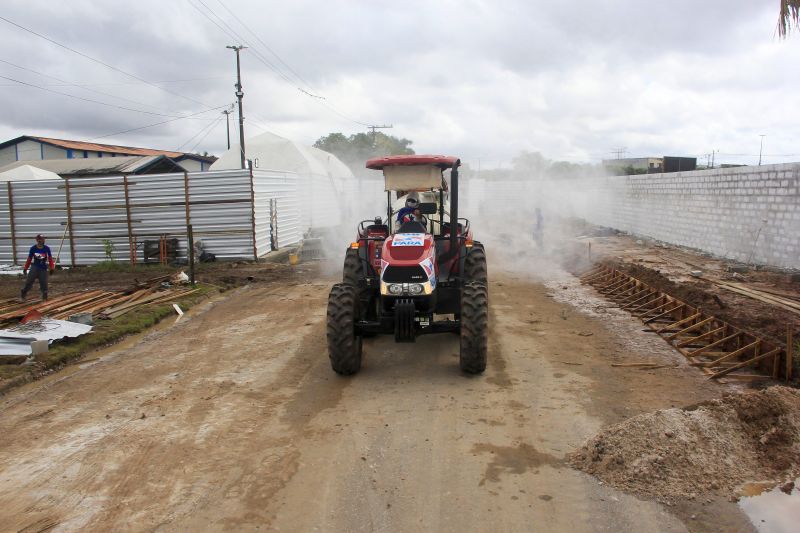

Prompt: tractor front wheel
[
  {"left": 343, "top": 248, "right": 363, "bottom": 285},
  {"left": 459, "top": 281, "right": 488, "bottom": 374},
  {"left": 464, "top": 243, "right": 487, "bottom": 284},
  {"left": 327, "top": 283, "right": 363, "bottom": 375}
]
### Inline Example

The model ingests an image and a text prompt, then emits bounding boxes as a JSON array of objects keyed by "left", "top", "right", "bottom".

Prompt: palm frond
[{"left": 777, "top": 0, "right": 800, "bottom": 38}]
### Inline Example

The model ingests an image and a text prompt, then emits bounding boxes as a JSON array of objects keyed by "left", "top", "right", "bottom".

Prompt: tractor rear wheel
[
  {"left": 464, "top": 243, "right": 488, "bottom": 284},
  {"left": 327, "top": 283, "right": 363, "bottom": 375},
  {"left": 459, "top": 281, "right": 488, "bottom": 374}
]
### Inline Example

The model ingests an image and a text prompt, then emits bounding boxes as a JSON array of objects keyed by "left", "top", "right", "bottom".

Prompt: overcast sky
[{"left": 0, "top": 0, "right": 797, "bottom": 168}]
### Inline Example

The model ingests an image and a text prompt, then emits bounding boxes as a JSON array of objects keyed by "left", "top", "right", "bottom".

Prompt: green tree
[
  {"left": 778, "top": 0, "right": 800, "bottom": 37},
  {"left": 511, "top": 151, "right": 549, "bottom": 180},
  {"left": 314, "top": 132, "right": 414, "bottom": 175}
]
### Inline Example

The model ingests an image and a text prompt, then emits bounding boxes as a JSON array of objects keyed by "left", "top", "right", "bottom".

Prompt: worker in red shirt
[{"left": 21, "top": 234, "right": 55, "bottom": 302}]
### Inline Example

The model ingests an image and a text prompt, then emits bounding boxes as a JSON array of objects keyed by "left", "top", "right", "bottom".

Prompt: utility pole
[
  {"left": 611, "top": 147, "right": 627, "bottom": 159},
  {"left": 711, "top": 149, "right": 716, "bottom": 169},
  {"left": 758, "top": 134, "right": 766, "bottom": 166},
  {"left": 227, "top": 45, "right": 247, "bottom": 169},
  {"left": 222, "top": 106, "right": 233, "bottom": 150},
  {"left": 368, "top": 124, "right": 393, "bottom": 147}
]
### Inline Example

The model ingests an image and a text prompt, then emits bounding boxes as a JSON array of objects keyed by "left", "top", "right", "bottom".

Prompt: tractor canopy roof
[
  {"left": 365, "top": 155, "right": 459, "bottom": 170},
  {"left": 366, "top": 155, "right": 459, "bottom": 192}
]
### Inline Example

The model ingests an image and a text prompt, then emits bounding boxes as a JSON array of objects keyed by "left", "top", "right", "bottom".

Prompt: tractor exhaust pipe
[
  {"left": 450, "top": 159, "right": 460, "bottom": 260},
  {"left": 436, "top": 159, "right": 461, "bottom": 268}
]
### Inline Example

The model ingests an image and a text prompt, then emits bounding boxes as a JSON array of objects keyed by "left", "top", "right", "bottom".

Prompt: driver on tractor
[{"left": 395, "top": 196, "right": 419, "bottom": 224}]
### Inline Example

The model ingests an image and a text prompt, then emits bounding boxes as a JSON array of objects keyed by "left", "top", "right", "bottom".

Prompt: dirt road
[{"left": 0, "top": 263, "right": 755, "bottom": 532}]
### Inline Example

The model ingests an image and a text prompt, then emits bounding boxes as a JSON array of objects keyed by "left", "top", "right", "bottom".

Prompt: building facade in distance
[{"left": 0, "top": 135, "right": 216, "bottom": 172}]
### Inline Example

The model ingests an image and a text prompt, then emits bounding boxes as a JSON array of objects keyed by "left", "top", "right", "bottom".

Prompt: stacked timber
[{"left": 0, "top": 273, "right": 198, "bottom": 326}]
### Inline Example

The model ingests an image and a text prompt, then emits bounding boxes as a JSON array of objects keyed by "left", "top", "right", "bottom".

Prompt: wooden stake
[
  {"left": 709, "top": 347, "right": 782, "bottom": 379},
  {"left": 787, "top": 326, "right": 794, "bottom": 381},
  {"left": 697, "top": 340, "right": 760, "bottom": 368},
  {"left": 667, "top": 316, "right": 715, "bottom": 341}
]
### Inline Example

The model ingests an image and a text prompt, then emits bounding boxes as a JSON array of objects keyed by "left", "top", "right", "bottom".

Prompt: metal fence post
[
  {"left": 183, "top": 171, "right": 191, "bottom": 266},
  {"left": 188, "top": 224, "right": 195, "bottom": 286},
  {"left": 64, "top": 177, "right": 76, "bottom": 266},
  {"left": 269, "top": 198, "right": 278, "bottom": 251},
  {"left": 6, "top": 182, "right": 17, "bottom": 265},
  {"left": 123, "top": 174, "right": 135, "bottom": 264},
  {"left": 249, "top": 168, "right": 257, "bottom": 261}
]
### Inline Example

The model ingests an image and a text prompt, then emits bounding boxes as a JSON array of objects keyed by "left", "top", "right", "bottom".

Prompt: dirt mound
[{"left": 569, "top": 386, "right": 800, "bottom": 501}]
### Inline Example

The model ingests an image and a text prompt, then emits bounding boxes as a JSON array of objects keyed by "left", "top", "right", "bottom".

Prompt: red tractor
[{"left": 326, "top": 155, "right": 488, "bottom": 375}]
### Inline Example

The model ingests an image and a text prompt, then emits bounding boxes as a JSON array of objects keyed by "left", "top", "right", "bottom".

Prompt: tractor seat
[{"left": 397, "top": 221, "right": 427, "bottom": 234}]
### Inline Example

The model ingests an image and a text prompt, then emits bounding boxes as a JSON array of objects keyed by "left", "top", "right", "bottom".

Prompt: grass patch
[{"left": 0, "top": 284, "right": 215, "bottom": 391}]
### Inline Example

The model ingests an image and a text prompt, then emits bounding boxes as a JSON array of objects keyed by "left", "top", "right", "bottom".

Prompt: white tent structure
[
  {"left": 211, "top": 131, "right": 355, "bottom": 228},
  {"left": 0, "top": 164, "right": 62, "bottom": 182}
]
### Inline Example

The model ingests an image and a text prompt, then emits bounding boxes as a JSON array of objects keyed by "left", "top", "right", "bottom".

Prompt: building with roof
[
  {"left": 0, "top": 155, "right": 185, "bottom": 179},
  {"left": 602, "top": 156, "right": 697, "bottom": 174},
  {"left": 0, "top": 135, "right": 216, "bottom": 172}
]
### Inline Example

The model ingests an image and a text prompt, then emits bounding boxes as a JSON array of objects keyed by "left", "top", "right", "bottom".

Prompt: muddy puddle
[{"left": 738, "top": 478, "right": 800, "bottom": 533}]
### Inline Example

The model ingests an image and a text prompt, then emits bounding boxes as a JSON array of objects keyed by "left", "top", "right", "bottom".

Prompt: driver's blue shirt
[{"left": 396, "top": 206, "right": 416, "bottom": 221}]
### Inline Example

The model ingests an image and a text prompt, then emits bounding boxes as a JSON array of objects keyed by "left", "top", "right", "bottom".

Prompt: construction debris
[
  {"left": 581, "top": 264, "right": 790, "bottom": 381},
  {"left": 0, "top": 271, "right": 199, "bottom": 362},
  {"left": 0, "top": 272, "right": 195, "bottom": 325},
  {"left": 0, "top": 318, "right": 93, "bottom": 356}
]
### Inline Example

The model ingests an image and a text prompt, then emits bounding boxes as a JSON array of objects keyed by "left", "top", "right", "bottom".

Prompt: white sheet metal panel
[
  {"left": 127, "top": 170, "right": 254, "bottom": 262},
  {"left": 66, "top": 176, "right": 129, "bottom": 264},
  {"left": 0, "top": 178, "right": 71, "bottom": 265},
  {"left": 0, "top": 166, "right": 340, "bottom": 264},
  {"left": 0, "top": 170, "right": 257, "bottom": 265},
  {"left": 252, "top": 170, "right": 301, "bottom": 251}
]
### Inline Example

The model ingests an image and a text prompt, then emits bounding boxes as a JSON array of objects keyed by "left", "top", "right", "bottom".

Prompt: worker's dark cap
[{"left": 35, "top": 234, "right": 45, "bottom": 241}]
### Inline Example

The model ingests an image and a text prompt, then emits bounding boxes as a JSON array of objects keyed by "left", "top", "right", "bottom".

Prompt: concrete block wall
[{"left": 569, "top": 163, "right": 800, "bottom": 269}]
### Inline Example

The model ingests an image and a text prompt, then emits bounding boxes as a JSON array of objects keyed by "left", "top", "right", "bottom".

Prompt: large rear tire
[
  {"left": 327, "top": 283, "right": 363, "bottom": 375},
  {"left": 459, "top": 281, "right": 488, "bottom": 374},
  {"left": 464, "top": 243, "right": 488, "bottom": 284}
]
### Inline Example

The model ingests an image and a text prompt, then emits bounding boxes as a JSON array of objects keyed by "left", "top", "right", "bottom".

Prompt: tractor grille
[{"left": 382, "top": 265, "right": 427, "bottom": 283}]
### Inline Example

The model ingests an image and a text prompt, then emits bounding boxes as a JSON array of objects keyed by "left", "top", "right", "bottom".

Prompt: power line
[
  {"left": 0, "top": 58, "right": 215, "bottom": 119},
  {"left": 186, "top": 0, "right": 375, "bottom": 128},
  {"left": 0, "top": 76, "right": 228, "bottom": 87},
  {"left": 176, "top": 117, "right": 222, "bottom": 151},
  {"left": 0, "top": 73, "right": 205, "bottom": 119},
  {"left": 190, "top": 118, "right": 224, "bottom": 153},
  {"left": 213, "top": 0, "right": 317, "bottom": 92},
  {"left": 0, "top": 14, "right": 214, "bottom": 110},
  {"left": 187, "top": 0, "right": 303, "bottom": 88},
  {"left": 86, "top": 104, "right": 230, "bottom": 141}
]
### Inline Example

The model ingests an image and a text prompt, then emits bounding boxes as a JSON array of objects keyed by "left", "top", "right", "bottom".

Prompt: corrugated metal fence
[{"left": 1, "top": 168, "right": 307, "bottom": 265}]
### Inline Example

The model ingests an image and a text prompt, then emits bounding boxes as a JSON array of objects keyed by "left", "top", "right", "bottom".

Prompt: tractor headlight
[
  {"left": 407, "top": 283, "right": 424, "bottom": 295},
  {"left": 388, "top": 283, "right": 404, "bottom": 295}
]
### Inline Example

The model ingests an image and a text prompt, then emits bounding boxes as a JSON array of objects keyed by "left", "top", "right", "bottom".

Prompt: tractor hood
[
  {"left": 383, "top": 233, "right": 434, "bottom": 263},
  {"left": 380, "top": 232, "right": 437, "bottom": 288}
]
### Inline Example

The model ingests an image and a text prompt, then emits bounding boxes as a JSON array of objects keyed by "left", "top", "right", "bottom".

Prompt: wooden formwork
[{"left": 580, "top": 264, "right": 790, "bottom": 381}]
